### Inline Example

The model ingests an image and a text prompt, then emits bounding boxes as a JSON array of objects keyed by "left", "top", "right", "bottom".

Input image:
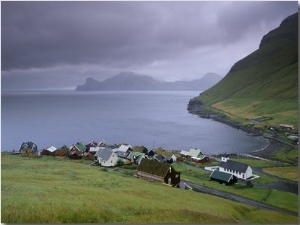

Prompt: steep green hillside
[{"left": 188, "top": 13, "right": 298, "bottom": 128}]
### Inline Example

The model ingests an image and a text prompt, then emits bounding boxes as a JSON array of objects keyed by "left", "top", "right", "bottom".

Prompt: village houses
[
  {"left": 180, "top": 148, "right": 209, "bottom": 163},
  {"left": 135, "top": 158, "right": 181, "bottom": 186}
]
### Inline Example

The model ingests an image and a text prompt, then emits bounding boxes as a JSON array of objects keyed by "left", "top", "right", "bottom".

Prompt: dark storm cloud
[{"left": 1, "top": 1, "right": 298, "bottom": 90}]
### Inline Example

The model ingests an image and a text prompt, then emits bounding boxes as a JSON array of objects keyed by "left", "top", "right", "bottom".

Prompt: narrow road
[
  {"left": 253, "top": 167, "right": 298, "bottom": 195},
  {"left": 182, "top": 180, "right": 298, "bottom": 217},
  {"left": 177, "top": 162, "right": 298, "bottom": 194}
]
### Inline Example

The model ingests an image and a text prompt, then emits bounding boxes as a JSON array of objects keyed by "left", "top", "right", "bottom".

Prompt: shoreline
[{"left": 187, "top": 99, "right": 296, "bottom": 162}]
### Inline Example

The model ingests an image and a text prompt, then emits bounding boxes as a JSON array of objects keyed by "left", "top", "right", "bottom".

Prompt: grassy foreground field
[{"left": 1, "top": 154, "right": 298, "bottom": 223}]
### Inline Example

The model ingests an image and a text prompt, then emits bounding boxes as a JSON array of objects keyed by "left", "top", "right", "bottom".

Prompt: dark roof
[
  {"left": 210, "top": 170, "right": 233, "bottom": 182},
  {"left": 219, "top": 160, "right": 251, "bottom": 173},
  {"left": 69, "top": 149, "right": 82, "bottom": 156},
  {"left": 133, "top": 146, "right": 148, "bottom": 153},
  {"left": 117, "top": 151, "right": 129, "bottom": 158},
  {"left": 19, "top": 141, "right": 38, "bottom": 153},
  {"left": 146, "top": 149, "right": 155, "bottom": 155},
  {"left": 99, "top": 149, "right": 114, "bottom": 161},
  {"left": 136, "top": 158, "right": 172, "bottom": 177},
  {"left": 154, "top": 154, "right": 167, "bottom": 163},
  {"left": 95, "top": 148, "right": 113, "bottom": 160}
]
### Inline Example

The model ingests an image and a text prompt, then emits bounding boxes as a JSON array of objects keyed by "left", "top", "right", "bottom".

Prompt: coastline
[{"left": 187, "top": 99, "right": 296, "bottom": 162}]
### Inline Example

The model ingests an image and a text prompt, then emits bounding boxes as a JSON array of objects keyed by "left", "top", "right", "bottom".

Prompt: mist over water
[{"left": 1, "top": 91, "right": 268, "bottom": 154}]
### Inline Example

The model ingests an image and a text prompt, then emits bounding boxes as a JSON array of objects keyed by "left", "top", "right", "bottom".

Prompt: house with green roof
[
  {"left": 188, "top": 148, "right": 202, "bottom": 158},
  {"left": 209, "top": 170, "right": 238, "bottom": 185},
  {"left": 135, "top": 158, "right": 180, "bottom": 186},
  {"left": 191, "top": 154, "right": 210, "bottom": 163},
  {"left": 180, "top": 148, "right": 209, "bottom": 163},
  {"left": 127, "top": 151, "right": 145, "bottom": 165},
  {"left": 68, "top": 142, "right": 86, "bottom": 159},
  {"left": 70, "top": 142, "right": 86, "bottom": 152}
]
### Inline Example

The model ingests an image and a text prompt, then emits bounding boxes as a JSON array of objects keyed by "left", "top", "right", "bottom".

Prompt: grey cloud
[
  {"left": 1, "top": 1, "right": 298, "bottom": 90},
  {"left": 2, "top": 1, "right": 164, "bottom": 70},
  {"left": 215, "top": 1, "right": 297, "bottom": 43}
]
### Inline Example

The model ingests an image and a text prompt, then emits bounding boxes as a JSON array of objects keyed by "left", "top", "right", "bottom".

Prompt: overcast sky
[{"left": 1, "top": 1, "right": 298, "bottom": 91}]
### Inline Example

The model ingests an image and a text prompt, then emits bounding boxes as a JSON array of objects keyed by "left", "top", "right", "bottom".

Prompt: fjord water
[{"left": 1, "top": 91, "right": 268, "bottom": 154}]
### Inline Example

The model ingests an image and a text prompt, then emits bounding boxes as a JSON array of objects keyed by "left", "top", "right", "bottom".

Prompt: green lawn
[
  {"left": 263, "top": 166, "right": 298, "bottom": 181},
  {"left": 1, "top": 154, "right": 298, "bottom": 223},
  {"left": 271, "top": 147, "right": 298, "bottom": 164},
  {"left": 211, "top": 98, "right": 298, "bottom": 128}
]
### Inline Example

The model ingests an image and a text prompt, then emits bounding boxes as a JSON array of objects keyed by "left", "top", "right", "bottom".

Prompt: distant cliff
[
  {"left": 75, "top": 72, "right": 222, "bottom": 91},
  {"left": 188, "top": 12, "right": 298, "bottom": 128}
]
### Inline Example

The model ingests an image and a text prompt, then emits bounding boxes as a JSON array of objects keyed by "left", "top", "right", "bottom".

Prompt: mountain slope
[
  {"left": 188, "top": 13, "right": 298, "bottom": 127},
  {"left": 76, "top": 72, "right": 222, "bottom": 91}
]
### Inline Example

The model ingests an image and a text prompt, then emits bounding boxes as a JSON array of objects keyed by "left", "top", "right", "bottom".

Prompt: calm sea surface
[{"left": 1, "top": 91, "right": 268, "bottom": 154}]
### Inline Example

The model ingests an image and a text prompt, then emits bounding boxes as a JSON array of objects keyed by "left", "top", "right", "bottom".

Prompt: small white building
[
  {"left": 47, "top": 146, "right": 57, "bottom": 152},
  {"left": 180, "top": 150, "right": 189, "bottom": 158},
  {"left": 180, "top": 148, "right": 202, "bottom": 158},
  {"left": 113, "top": 144, "right": 133, "bottom": 153},
  {"left": 219, "top": 159, "right": 253, "bottom": 180},
  {"left": 95, "top": 148, "right": 119, "bottom": 167}
]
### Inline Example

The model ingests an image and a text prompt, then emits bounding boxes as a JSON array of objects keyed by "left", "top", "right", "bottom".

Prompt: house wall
[
  {"left": 99, "top": 153, "right": 119, "bottom": 167},
  {"left": 69, "top": 152, "right": 82, "bottom": 159},
  {"left": 245, "top": 166, "right": 253, "bottom": 179},
  {"left": 135, "top": 171, "right": 164, "bottom": 183},
  {"left": 211, "top": 176, "right": 237, "bottom": 185},
  {"left": 219, "top": 166, "right": 252, "bottom": 180},
  {"left": 164, "top": 167, "right": 180, "bottom": 185},
  {"left": 135, "top": 167, "right": 180, "bottom": 185},
  {"left": 218, "top": 167, "right": 225, "bottom": 173},
  {"left": 41, "top": 150, "right": 54, "bottom": 156},
  {"left": 171, "top": 154, "right": 177, "bottom": 162},
  {"left": 191, "top": 156, "right": 209, "bottom": 163}
]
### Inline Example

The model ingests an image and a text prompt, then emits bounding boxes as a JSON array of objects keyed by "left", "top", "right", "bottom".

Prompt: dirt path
[{"left": 182, "top": 180, "right": 298, "bottom": 217}]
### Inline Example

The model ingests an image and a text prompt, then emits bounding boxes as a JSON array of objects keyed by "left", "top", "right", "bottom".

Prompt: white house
[
  {"left": 170, "top": 154, "right": 177, "bottom": 162},
  {"left": 90, "top": 146, "right": 107, "bottom": 154},
  {"left": 218, "top": 159, "right": 253, "bottom": 180},
  {"left": 47, "top": 146, "right": 57, "bottom": 152},
  {"left": 188, "top": 148, "right": 202, "bottom": 158},
  {"left": 180, "top": 148, "right": 202, "bottom": 160},
  {"left": 180, "top": 150, "right": 189, "bottom": 157},
  {"left": 118, "top": 144, "right": 133, "bottom": 153},
  {"left": 95, "top": 148, "right": 119, "bottom": 167}
]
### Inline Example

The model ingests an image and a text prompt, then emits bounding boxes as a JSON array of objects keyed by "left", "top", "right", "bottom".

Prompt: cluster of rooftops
[
  {"left": 15, "top": 140, "right": 257, "bottom": 187},
  {"left": 16, "top": 140, "right": 208, "bottom": 166}
]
